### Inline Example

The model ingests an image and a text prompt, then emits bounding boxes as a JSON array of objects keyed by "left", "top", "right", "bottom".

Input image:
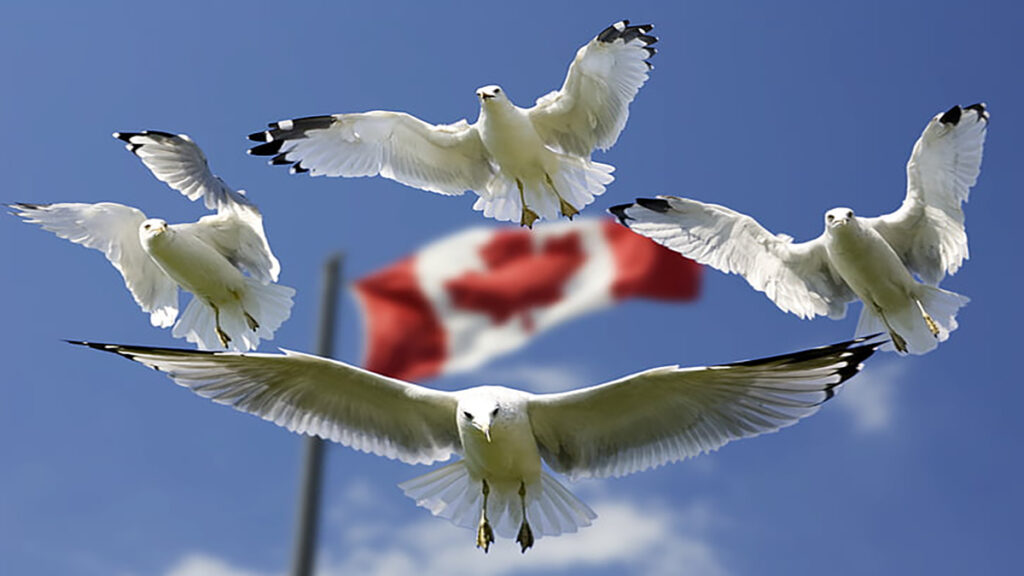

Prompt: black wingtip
[
  {"left": 635, "top": 197, "right": 672, "bottom": 213},
  {"left": 964, "top": 102, "right": 989, "bottom": 123},
  {"left": 247, "top": 131, "right": 269, "bottom": 142},
  {"left": 596, "top": 20, "right": 658, "bottom": 48},
  {"left": 607, "top": 203, "right": 634, "bottom": 224},
  {"left": 939, "top": 105, "right": 963, "bottom": 126},
  {"left": 249, "top": 140, "right": 285, "bottom": 157}
]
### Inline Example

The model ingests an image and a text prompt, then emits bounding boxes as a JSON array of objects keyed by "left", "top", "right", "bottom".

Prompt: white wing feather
[
  {"left": 528, "top": 337, "right": 880, "bottom": 480},
  {"left": 175, "top": 206, "right": 281, "bottom": 284},
  {"left": 530, "top": 21, "right": 657, "bottom": 156},
  {"left": 11, "top": 202, "right": 179, "bottom": 326},
  {"left": 79, "top": 343, "right": 462, "bottom": 465},
  {"left": 612, "top": 196, "right": 855, "bottom": 319},
  {"left": 865, "top": 103, "right": 988, "bottom": 284},
  {"left": 114, "top": 131, "right": 252, "bottom": 211},
  {"left": 248, "top": 112, "right": 494, "bottom": 196}
]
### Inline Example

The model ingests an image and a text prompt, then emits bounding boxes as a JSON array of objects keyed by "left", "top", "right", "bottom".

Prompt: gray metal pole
[{"left": 290, "top": 253, "right": 343, "bottom": 576}]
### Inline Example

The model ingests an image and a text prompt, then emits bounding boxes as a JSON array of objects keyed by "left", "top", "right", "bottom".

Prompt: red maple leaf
[{"left": 444, "top": 229, "right": 586, "bottom": 331}]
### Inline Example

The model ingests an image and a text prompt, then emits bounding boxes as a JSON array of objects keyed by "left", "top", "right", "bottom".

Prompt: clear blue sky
[{"left": 2, "top": 1, "right": 1022, "bottom": 575}]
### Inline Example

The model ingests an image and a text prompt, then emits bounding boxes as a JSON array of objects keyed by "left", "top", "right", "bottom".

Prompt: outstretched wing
[
  {"left": 114, "top": 131, "right": 253, "bottom": 211},
  {"left": 10, "top": 202, "right": 178, "bottom": 326},
  {"left": 248, "top": 112, "right": 494, "bottom": 196},
  {"left": 529, "top": 20, "right": 657, "bottom": 156},
  {"left": 73, "top": 342, "right": 462, "bottom": 465},
  {"left": 610, "top": 196, "right": 855, "bottom": 319},
  {"left": 176, "top": 206, "right": 281, "bottom": 284},
  {"left": 864, "top": 103, "right": 988, "bottom": 284},
  {"left": 529, "top": 336, "right": 882, "bottom": 480}
]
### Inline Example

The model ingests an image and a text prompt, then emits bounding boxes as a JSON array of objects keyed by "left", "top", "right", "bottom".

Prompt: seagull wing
[
  {"left": 248, "top": 112, "right": 494, "bottom": 195},
  {"left": 74, "top": 342, "right": 462, "bottom": 465},
  {"left": 175, "top": 206, "right": 281, "bottom": 283},
  {"left": 10, "top": 202, "right": 179, "bottom": 326},
  {"left": 864, "top": 103, "right": 988, "bottom": 284},
  {"left": 529, "top": 336, "right": 881, "bottom": 480},
  {"left": 611, "top": 196, "right": 855, "bottom": 319},
  {"left": 114, "top": 131, "right": 252, "bottom": 211},
  {"left": 529, "top": 20, "right": 657, "bottom": 156}
]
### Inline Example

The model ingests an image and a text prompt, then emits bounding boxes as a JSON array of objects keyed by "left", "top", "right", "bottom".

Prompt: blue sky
[{"left": 2, "top": 1, "right": 1022, "bottom": 575}]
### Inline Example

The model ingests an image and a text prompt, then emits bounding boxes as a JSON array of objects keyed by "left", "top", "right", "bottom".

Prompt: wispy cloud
[
  {"left": 837, "top": 359, "right": 905, "bottom": 434},
  {"left": 164, "top": 553, "right": 272, "bottom": 576},
  {"left": 163, "top": 489, "right": 730, "bottom": 576},
  {"left": 318, "top": 494, "right": 729, "bottom": 576}
]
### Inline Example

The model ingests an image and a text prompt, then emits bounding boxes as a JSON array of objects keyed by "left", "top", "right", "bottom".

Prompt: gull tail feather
[
  {"left": 855, "top": 286, "right": 969, "bottom": 355},
  {"left": 399, "top": 462, "right": 596, "bottom": 541},
  {"left": 171, "top": 278, "right": 295, "bottom": 352},
  {"left": 471, "top": 158, "right": 614, "bottom": 224}
]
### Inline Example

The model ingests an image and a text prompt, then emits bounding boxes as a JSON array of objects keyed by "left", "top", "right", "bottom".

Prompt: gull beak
[{"left": 482, "top": 424, "right": 491, "bottom": 442}]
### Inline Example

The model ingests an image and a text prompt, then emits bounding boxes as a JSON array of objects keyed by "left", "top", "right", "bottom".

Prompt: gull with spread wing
[
  {"left": 248, "top": 20, "right": 656, "bottom": 227},
  {"left": 611, "top": 104, "right": 987, "bottom": 355},
  {"left": 11, "top": 131, "right": 295, "bottom": 351},
  {"left": 72, "top": 336, "right": 881, "bottom": 552}
]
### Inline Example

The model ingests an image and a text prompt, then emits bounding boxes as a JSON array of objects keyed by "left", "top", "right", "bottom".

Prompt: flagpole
[{"left": 290, "top": 252, "right": 343, "bottom": 576}]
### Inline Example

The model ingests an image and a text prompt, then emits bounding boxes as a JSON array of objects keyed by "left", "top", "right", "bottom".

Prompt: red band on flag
[{"left": 353, "top": 256, "right": 445, "bottom": 381}]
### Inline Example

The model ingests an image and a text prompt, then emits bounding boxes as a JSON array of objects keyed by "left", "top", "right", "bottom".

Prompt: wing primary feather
[
  {"left": 607, "top": 203, "right": 634, "bottom": 224},
  {"left": 939, "top": 105, "right": 962, "bottom": 125},
  {"left": 634, "top": 197, "right": 672, "bottom": 212}
]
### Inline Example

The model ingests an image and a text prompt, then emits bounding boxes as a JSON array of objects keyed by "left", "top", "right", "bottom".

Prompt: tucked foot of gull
[
  {"left": 244, "top": 310, "right": 260, "bottom": 331},
  {"left": 916, "top": 299, "right": 941, "bottom": 337},
  {"left": 476, "top": 479, "right": 495, "bottom": 553},
  {"left": 516, "top": 482, "right": 534, "bottom": 553},
  {"left": 545, "top": 173, "right": 578, "bottom": 219},
  {"left": 516, "top": 180, "right": 540, "bottom": 228}
]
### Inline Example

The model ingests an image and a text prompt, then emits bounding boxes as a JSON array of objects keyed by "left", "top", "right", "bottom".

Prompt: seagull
[
  {"left": 610, "top": 104, "right": 987, "bottom": 355},
  {"left": 71, "top": 335, "right": 882, "bottom": 552},
  {"left": 248, "top": 20, "right": 657, "bottom": 227},
  {"left": 10, "top": 131, "right": 295, "bottom": 351}
]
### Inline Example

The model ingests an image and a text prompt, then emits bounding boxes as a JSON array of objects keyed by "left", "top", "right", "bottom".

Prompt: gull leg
[
  {"left": 211, "top": 303, "right": 231, "bottom": 348},
  {"left": 914, "top": 298, "right": 941, "bottom": 337},
  {"left": 476, "top": 479, "right": 495, "bottom": 553},
  {"left": 875, "top": 306, "right": 907, "bottom": 353},
  {"left": 515, "top": 481, "right": 534, "bottom": 553},
  {"left": 243, "top": 310, "right": 260, "bottom": 332},
  {"left": 544, "top": 173, "right": 578, "bottom": 220},
  {"left": 517, "top": 179, "right": 539, "bottom": 228}
]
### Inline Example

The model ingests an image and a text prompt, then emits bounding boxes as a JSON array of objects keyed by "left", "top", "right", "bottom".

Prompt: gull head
[
  {"left": 824, "top": 208, "right": 856, "bottom": 231},
  {"left": 457, "top": 386, "right": 526, "bottom": 443},
  {"left": 139, "top": 218, "right": 170, "bottom": 242},
  {"left": 476, "top": 85, "right": 507, "bottom": 106}
]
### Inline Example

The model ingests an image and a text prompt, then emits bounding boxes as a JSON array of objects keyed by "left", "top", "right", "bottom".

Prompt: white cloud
[
  {"left": 164, "top": 554, "right": 273, "bottom": 576},
  {"left": 314, "top": 495, "right": 729, "bottom": 576},
  {"left": 837, "top": 359, "right": 905, "bottom": 433},
  {"left": 163, "top": 495, "right": 730, "bottom": 576}
]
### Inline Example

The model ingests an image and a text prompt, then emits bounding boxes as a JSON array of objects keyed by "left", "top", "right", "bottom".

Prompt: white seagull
[
  {"left": 248, "top": 20, "right": 656, "bottom": 227},
  {"left": 11, "top": 131, "right": 295, "bottom": 351},
  {"left": 71, "top": 336, "right": 881, "bottom": 552},
  {"left": 610, "top": 104, "right": 987, "bottom": 355}
]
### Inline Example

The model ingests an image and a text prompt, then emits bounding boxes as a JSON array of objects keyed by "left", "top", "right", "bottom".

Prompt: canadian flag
[{"left": 353, "top": 219, "right": 701, "bottom": 381}]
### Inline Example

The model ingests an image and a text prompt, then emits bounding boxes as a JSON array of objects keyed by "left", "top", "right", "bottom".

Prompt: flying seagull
[
  {"left": 11, "top": 131, "right": 295, "bottom": 351},
  {"left": 248, "top": 20, "right": 656, "bottom": 227},
  {"left": 611, "top": 104, "right": 987, "bottom": 355},
  {"left": 71, "top": 335, "right": 882, "bottom": 552}
]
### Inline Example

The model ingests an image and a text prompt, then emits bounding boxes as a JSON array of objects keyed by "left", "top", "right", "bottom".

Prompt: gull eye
[
  {"left": 494, "top": 88, "right": 501, "bottom": 94},
  {"left": 826, "top": 214, "right": 834, "bottom": 222},
  {"left": 847, "top": 210, "right": 853, "bottom": 218},
  {"left": 463, "top": 411, "right": 473, "bottom": 421},
  {"left": 491, "top": 407, "right": 499, "bottom": 417}
]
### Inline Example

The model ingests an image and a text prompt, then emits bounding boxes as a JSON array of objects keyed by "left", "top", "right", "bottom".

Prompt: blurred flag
[{"left": 353, "top": 219, "right": 701, "bottom": 381}]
